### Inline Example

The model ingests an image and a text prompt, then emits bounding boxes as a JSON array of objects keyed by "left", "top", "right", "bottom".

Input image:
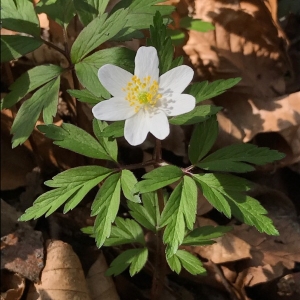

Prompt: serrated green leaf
[
  {"left": 192, "top": 173, "right": 253, "bottom": 218},
  {"left": 11, "top": 76, "right": 60, "bottom": 147},
  {"left": 1, "top": 35, "right": 43, "bottom": 63},
  {"left": 129, "top": 247, "right": 148, "bottom": 276},
  {"left": 37, "top": 123, "right": 113, "bottom": 161},
  {"left": 111, "top": 0, "right": 174, "bottom": 42},
  {"left": 75, "top": 47, "right": 135, "bottom": 97},
  {"left": 67, "top": 89, "right": 102, "bottom": 104},
  {"left": 93, "top": 119, "right": 118, "bottom": 161},
  {"left": 188, "top": 115, "right": 218, "bottom": 165},
  {"left": 36, "top": 0, "right": 75, "bottom": 28},
  {"left": 161, "top": 176, "right": 197, "bottom": 256},
  {"left": 180, "top": 17, "right": 215, "bottom": 32},
  {"left": 73, "top": 0, "right": 110, "bottom": 26},
  {"left": 106, "top": 248, "right": 148, "bottom": 276},
  {"left": 169, "top": 105, "right": 222, "bottom": 125},
  {"left": 71, "top": 9, "right": 128, "bottom": 63},
  {"left": 91, "top": 173, "right": 121, "bottom": 247},
  {"left": 19, "top": 166, "right": 111, "bottom": 221},
  {"left": 98, "top": 121, "right": 125, "bottom": 138},
  {"left": 121, "top": 170, "right": 141, "bottom": 203},
  {"left": 128, "top": 192, "right": 158, "bottom": 232},
  {"left": 135, "top": 165, "right": 183, "bottom": 193},
  {"left": 167, "top": 254, "right": 182, "bottom": 274},
  {"left": 175, "top": 250, "right": 206, "bottom": 275},
  {"left": 197, "top": 143, "right": 285, "bottom": 173},
  {"left": 226, "top": 193, "right": 279, "bottom": 235},
  {"left": 104, "top": 217, "right": 145, "bottom": 246},
  {"left": 186, "top": 78, "right": 241, "bottom": 103},
  {"left": 1, "top": 65, "right": 63, "bottom": 109},
  {"left": 182, "top": 225, "right": 232, "bottom": 246},
  {"left": 2, "top": 0, "right": 40, "bottom": 36},
  {"left": 147, "top": 12, "right": 173, "bottom": 74}
]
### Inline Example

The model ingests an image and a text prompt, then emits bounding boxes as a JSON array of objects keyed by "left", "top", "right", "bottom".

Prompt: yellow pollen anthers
[{"left": 124, "top": 75, "right": 162, "bottom": 112}]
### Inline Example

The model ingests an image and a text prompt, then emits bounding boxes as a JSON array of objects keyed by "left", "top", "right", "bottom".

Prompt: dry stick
[
  {"left": 208, "top": 260, "right": 244, "bottom": 300},
  {"left": 151, "top": 139, "right": 167, "bottom": 300}
]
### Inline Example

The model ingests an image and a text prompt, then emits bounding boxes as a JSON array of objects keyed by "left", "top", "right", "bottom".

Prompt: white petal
[
  {"left": 148, "top": 110, "right": 170, "bottom": 140},
  {"left": 134, "top": 46, "right": 159, "bottom": 81},
  {"left": 161, "top": 94, "right": 196, "bottom": 116},
  {"left": 92, "top": 97, "right": 136, "bottom": 121},
  {"left": 98, "top": 65, "right": 133, "bottom": 97},
  {"left": 124, "top": 110, "right": 150, "bottom": 146},
  {"left": 159, "top": 65, "right": 194, "bottom": 94}
]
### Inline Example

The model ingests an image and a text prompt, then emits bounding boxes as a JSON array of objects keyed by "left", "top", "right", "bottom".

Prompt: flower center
[{"left": 123, "top": 75, "right": 162, "bottom": 112}]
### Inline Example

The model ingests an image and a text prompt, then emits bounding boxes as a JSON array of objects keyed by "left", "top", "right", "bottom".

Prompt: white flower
[{"left": 92, "top": 46, "right": 195, "bottom": 146}]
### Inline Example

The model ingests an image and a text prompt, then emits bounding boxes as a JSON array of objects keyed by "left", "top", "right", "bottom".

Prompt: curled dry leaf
[
  {"left": 26, "top": 240, "right": 91, "bottom": 300},
  {"left": 1, "top": 199, "right": 22, "bottom": 237},
  {"left": 86, "top": 252, "right": 120, "bottom": 300},
  {"left": 0, "top": 270, "right": 25, "bottom": 300},
  {"left": 1, "top": 228, "right": 44, "bottom": 283}
]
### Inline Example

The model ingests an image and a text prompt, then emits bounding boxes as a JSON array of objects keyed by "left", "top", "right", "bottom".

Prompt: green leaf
[
  {"left": 175, "top": 250, "right": 206, "bottom": 275},
  {"left": 186, "top": 78, "right": 242, "bottom": 103},
  {"left": 147, "top": 12, "right": 173, "bottom": 74},
  {"left": 75, "top": 47, "right": 135, "bottom": 97},
  {"left": 166, "top": 254, "right": 182, "bottom": 274},
  {"left": 121, "top": 170, "right": 141, "bottom": 203},
  {"left": 93, "top": 119, "right": 118, "bottom": 162},
  {"left": 167, "top": 29, "right": 185, "bottom": 46},
  {"left": 67, "top": 89, "right": 102, "bottom": 104},
  {"left": 169, "top": 105, "right": 222, "bottom": 125},
  {"left": 1, "top": 0, "right": 40, "bottom": 36},
  {"left": 226, "top": 193, "right": 279, "bottom": 235},
  {"left": 11, "top": 76, "right": 60, "bottom": 148},
  {"left": 104, "top": 217, "right": 145, "bottom": 246},
  {"left": 192, "top": 173, "right": 253, "bottom": 218},
  {"left": 135, "top": 165, "right": 183, "bottom": 193},
  {"left": 161, "top": 176, "right": 198, "bottom": 256},
  {"left": 106, "top": 248, "right": 148, "bottom": 277},
  {"left": 197, "top": 143, "right": 285, "bottom": 173},
  {"left": 1, "top": 35, "right": 43, "bottom": 63},
  {"left": 111, "top": 0, "right": 174, "bottom": 41},
  {"left": 19, "top": 166, "right": 112, "bottom": 221},
  {"left": 128, "top": 192, "right": 158, "bottom": 232},
  {"left": 192, "top": 173, "right": 278, "bottom": 235},
  {"left": 188, "top": 115, "right": 218, "bottom": 165},
  {"left": 180, "top": 17, "right": 215, "bottom": 32},
  {"left": 71, "top": 9, "right": 128, "bottom": 63},
  {"left": 81, "top": 226, "right": 94, "bottom": 236},
  {"left": 36, "top": 0, "right": 75, "bottom": 28},
  {"left": 182, "top": 226, "right": 232, "bottom": 246},
  {"left": 73, "top": 0, "right": 109, "bottom": 26},
  {"left": 91, "top": 173, "right": 121, "bottom": 247},
  {"left": 98, "top": 121, "right": 125, "bottom": 138},
  {"left": 1, "top": 65, "right": 63, "bottom": 109},
  {"left": 37, "top": 123, "right": 113, "bottom": 161}
]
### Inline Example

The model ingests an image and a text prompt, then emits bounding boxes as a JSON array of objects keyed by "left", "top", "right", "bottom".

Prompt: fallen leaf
[
  {"left": 86, "top": 252, "right": 120, "bottom": 300},
  {"left": 26, "top": 240, "right": 91, "bottom": 300},
  {"left": 1, "top": 228, "right": 44, "bottom": 283},
  {"left": 0, "top": 270, "right": 25, "bottom": 300}
]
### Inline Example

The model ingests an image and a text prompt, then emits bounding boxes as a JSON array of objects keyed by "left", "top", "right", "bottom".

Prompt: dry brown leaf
[
  {"left": 86, "top": 252, "right": 120, "bottom": 300},
  {"left": 184, "top": 0, "right": 291, "bottom": 99},
  {"left": 26, "top": 240, "right": 91, "bottom": 300},
  {"left": 0, "top": 270, "right": 25, "bottom": 300},
  {"left": 1, "top": 228, "right": 44, "bottom": 283},
  {"left": 191, "top": 218, "right": 251, "bottom": 263},
  {"left": 1, "top": 200, "right": 23, "bottom": 237}
]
